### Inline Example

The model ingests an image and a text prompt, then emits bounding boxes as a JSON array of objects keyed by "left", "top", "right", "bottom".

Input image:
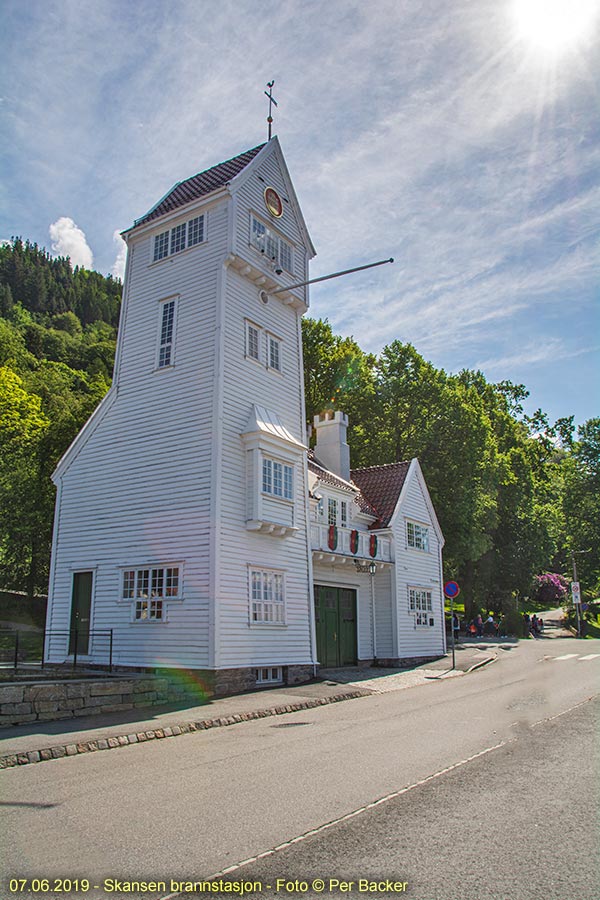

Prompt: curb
[
  {"left": 466, "top": 654, "right": 496, "bottom": 673},
  {"left": 0, "top": 689, "right": 368, "bottom": 770}
]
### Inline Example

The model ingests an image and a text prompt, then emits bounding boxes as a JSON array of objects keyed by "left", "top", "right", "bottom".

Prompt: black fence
[{"left": 0, "top": 628, "right": 114, "bottom": 672}]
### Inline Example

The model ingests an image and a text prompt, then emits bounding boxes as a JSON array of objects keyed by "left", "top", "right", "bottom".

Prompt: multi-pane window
[
  {"left": 153, "top": 230, "right": 169, "bottom": 261},
  {"left": 246, "top": 322, "right": 260, "bottom": 361},
  {"left": 170, "top": 223, "right": 186, "bottom": 254},
  {"left": 153, "top": 215, "right": 205, "bottom": 262},
  {"left": 251, "top": 569, "right": 285, "bottom": 624},
  {"left": 409, "top": 588, "right": 433, "bottom": 627},
  {"left": 122, "top": 566, "right": 181, "bottom": 622},
  {"left": 158, "top": 300, "right": 175, "bottom": 368},
  {"left": 407, "top": 521, "right": 429, "bottom": 552},
  {"left": 328, "top": 498, "right": 337, "bottom": 525},
  {"left": 255, "top": 667, "right": 283, "bottom": 684},
  {"left": 268, "top": 335, "right": 281, "bottom": 371},
  {"left": 250, "top": 215, "right": 293, "bottom": 273},
  {"left": 262, "top": 458, "right": 293, "bottom": 500},
  {"left": 188, "top": 215, "right": 204, "bottom": 247},
  {"left": 340, "top": 500, "right": 348, "bottom": 527}
]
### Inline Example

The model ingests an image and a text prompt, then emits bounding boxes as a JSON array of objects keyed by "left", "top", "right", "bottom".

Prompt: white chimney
[{"left": 313, "top": 411, "right": 351, "bottom": 481}]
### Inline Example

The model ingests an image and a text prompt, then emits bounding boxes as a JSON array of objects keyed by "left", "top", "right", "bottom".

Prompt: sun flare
[{"left": 512, "top": 0, "right": 598, "bottom": 53}]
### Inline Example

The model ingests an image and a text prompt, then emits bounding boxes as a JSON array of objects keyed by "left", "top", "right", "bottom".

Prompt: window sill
[
  {"left": 246, "top": 520, "right": 298, "bottom": 538},
  {"left": 248, "top": 622, "right": 288, "bottom": 628},
  {"left": 148, "top": 240, "right": 207, "bottom": 269}
]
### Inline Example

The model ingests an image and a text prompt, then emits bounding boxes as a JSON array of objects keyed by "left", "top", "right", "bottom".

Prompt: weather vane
[{"left": 264, "top": 80, "right": 278, "bottom": 141}]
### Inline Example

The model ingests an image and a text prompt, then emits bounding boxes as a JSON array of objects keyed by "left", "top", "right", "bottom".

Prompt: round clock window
[{"left": 264, "top": 187, "right": 283, "bottom": 218}]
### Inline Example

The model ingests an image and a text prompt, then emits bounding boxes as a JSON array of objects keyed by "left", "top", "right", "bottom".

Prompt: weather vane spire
[{"left": 264, "top": 80, "right": 278, "bottom": 141}]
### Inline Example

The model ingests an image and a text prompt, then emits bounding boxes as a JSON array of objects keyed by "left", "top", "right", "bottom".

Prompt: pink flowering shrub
[{"left": 532, "top": 572, "right": 569, "bottom": 605}]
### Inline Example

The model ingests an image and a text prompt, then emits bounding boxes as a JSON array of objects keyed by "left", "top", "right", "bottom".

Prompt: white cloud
[
  {"left": 111, "top": 230, "right": 127, "bottom": 280},
  {"left": 49, "top": 217, "right": 93, "bottom": 269}
]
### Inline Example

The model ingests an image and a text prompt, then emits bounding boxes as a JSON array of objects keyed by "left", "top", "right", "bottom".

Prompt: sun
[{"left": 511, "top": 0, "right": 599, "bottom": 53}]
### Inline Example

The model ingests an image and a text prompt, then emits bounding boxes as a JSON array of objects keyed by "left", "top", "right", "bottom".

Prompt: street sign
[
  {"left": 572, "top": 581, "right": 581, "bottom": 604},
  {"left": 444, "top": 581, "right": 460, "bottom": 598}
]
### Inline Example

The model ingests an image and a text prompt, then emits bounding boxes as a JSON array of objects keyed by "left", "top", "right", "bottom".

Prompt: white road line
[
  {"left": 555, "top": 654, "right": 578, "bottom": 660},
  {"left": 159, "top": 694, "right": 597, "bottom": 900},
  {"left": 578, "top": 654, "right": 600, "bottom": 661},
  {"left": 159, "top": 742, "right": 509, "bottom": 900}
]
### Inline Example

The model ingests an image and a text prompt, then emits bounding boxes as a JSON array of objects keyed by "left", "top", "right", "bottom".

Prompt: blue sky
[{"left": 1, "top": 0, "right": 598, "bottom": 427}]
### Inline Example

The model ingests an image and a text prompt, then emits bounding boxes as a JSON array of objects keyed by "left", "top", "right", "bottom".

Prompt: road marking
[
  {"left": 159, "top": 694, "right": 597, "bottom": 900},
  {"left": 578, "top": 654, "right": 600, "bottom": 661},
  {"left": 555, "top": 654, "right": 578, "bottom": 660}
]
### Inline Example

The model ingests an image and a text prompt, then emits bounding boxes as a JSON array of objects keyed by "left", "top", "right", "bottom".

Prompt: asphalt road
[{"left": 1, "top": 638, "right": 598, "bottom": 900}]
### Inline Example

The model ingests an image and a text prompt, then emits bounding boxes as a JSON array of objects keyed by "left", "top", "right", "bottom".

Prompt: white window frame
[
  {"left": 249, "top": 567, "right": 286, "bottom": 626},
  {"left": 249, "top": 214, "right": 293, "bottom": 273},
  {"left": 245, "top": 320, "right": 261, "bottom": 362},
  {"left": 328, "top": 498, "right": 337, "bottom": 525},
  {"left": 255, "top": 666, "right": 283, "bottom": 685},
  {"left": 408, "top": 587, "right": 433, "bottom": 628},
  {"left": 121, "top": 565, "right": 183, "bottom": 623},
  {"left": 153, "top": 230, "right": 169, "bottom": 262},
  {"left": 267, "top": 333, "right": 282, "bottom": 372},
  {"left": 187, "top": 214, "right": 205, "bottom": 247},
  {"left": 340, "top": 500, "right": 348, "bottom": 527},
  {"left": 152, "top": 214, "right": 206, "bottom": 263},
  {"left": 407, "top": 520, "right": 430, "bottom": 552},
  {"left": 262, "top": 457, "right": 294, "bottom": 501},
  {"left": 157, "top": 297, "right": 177, "bottom": 369}
]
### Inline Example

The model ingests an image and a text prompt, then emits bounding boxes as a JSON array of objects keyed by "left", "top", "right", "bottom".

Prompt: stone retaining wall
[{"left": 0, "top": 664, "right": 316, "bottom": 727}]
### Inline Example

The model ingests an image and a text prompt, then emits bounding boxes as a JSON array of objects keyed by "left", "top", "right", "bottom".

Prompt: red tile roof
[
  {"left": 307, "top": 452, "right": 380, "bottom": 520},
  {"left": 351, "top": 462, "right": 411, "bottom": 528},
  {"left": 135, "top": 143, "right": 266, "bottom": 226}
]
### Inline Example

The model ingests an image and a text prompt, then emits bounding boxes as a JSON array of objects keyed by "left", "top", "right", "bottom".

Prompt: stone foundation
[{"left": 0, "top": 664, "right": 316, "bottom": 727}]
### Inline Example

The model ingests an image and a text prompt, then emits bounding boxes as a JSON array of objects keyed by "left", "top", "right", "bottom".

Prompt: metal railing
[
  {"left": 310, "top": 523, "right": 393, "bottom": 562},
  {"left": 0, "top": 628, "right": 114, "bottom": 672}
]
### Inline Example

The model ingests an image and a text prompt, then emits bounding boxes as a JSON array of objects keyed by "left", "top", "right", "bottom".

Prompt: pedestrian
[
  {"left": 523, "top": 613, "right": 531, "bottom": 638},
  {"left": 476, "top": 614, "right": 483, "bottom": 637},
  {"left": 453, "top": 612, "right": 460, "bottom": 644}
]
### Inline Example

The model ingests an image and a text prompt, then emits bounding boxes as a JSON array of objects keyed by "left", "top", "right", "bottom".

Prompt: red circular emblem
[{"left": 264, "top": 187, "right": 283, "bottom": 218}]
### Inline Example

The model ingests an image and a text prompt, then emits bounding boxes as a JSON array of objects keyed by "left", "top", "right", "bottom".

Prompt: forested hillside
[
  {"left": 0, "top": 239, "right": 119, "bottom": 597},
  {"left": 0, "top": 239, "right": 597, "bottom": 618}
]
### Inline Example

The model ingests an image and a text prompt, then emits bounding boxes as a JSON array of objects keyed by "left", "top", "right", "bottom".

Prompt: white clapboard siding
[
  {"left": 215, "top": 252, "right": 313, "bottom": 666},
  {"left": 390, "top": 462, "right": 446, "bottom": 659},
  {"left": 47, "top": 200, "right": 231, "bottom": 670}
]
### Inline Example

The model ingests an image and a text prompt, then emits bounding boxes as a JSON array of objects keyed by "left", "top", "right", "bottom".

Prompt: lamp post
[{"left": 369, "top": 560, "right": 377, "bottom": 665}]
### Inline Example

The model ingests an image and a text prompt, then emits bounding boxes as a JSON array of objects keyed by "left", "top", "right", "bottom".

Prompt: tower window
[{"left": 158, "top": 299, "right": 176, "bottom": 368}]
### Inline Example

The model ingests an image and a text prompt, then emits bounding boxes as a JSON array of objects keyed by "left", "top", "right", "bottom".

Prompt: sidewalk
[{"left": 0, "top": 643, "right": 496, "bottom": 769}]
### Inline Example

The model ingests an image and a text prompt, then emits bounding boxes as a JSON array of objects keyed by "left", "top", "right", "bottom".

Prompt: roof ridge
[
  {"left": 351, "top": 461, "right": 410, "bottom": 473},
  {"left": 186, "top": 142, "right": 266, "bottom": 182}
]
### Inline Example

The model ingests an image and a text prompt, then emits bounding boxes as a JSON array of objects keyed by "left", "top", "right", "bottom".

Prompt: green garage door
[{"left": 314, "top": 585, "right": 357, "bottom": 667}]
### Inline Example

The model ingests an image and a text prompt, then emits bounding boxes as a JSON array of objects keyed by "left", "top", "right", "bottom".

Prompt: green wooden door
[
  {"left": 314, "top": 585, "right": 357, "bottom": 667},
  {"left": 69, "top": 571, "right": 93, "bottom": 655}
]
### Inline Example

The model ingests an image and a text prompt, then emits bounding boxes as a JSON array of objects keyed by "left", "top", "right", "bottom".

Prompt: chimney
[{"left": 313, "top": 411, "right": 350, "bottom": 481}]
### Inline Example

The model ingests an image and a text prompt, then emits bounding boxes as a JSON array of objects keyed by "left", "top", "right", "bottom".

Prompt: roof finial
[{"left": 264, "top": 80, "right": 278, "bottom": 141}]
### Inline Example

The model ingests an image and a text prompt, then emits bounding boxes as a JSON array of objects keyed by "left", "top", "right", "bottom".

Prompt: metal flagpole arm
[{"left": 268, "top": 257, "right": 394, "bottom": 296}]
